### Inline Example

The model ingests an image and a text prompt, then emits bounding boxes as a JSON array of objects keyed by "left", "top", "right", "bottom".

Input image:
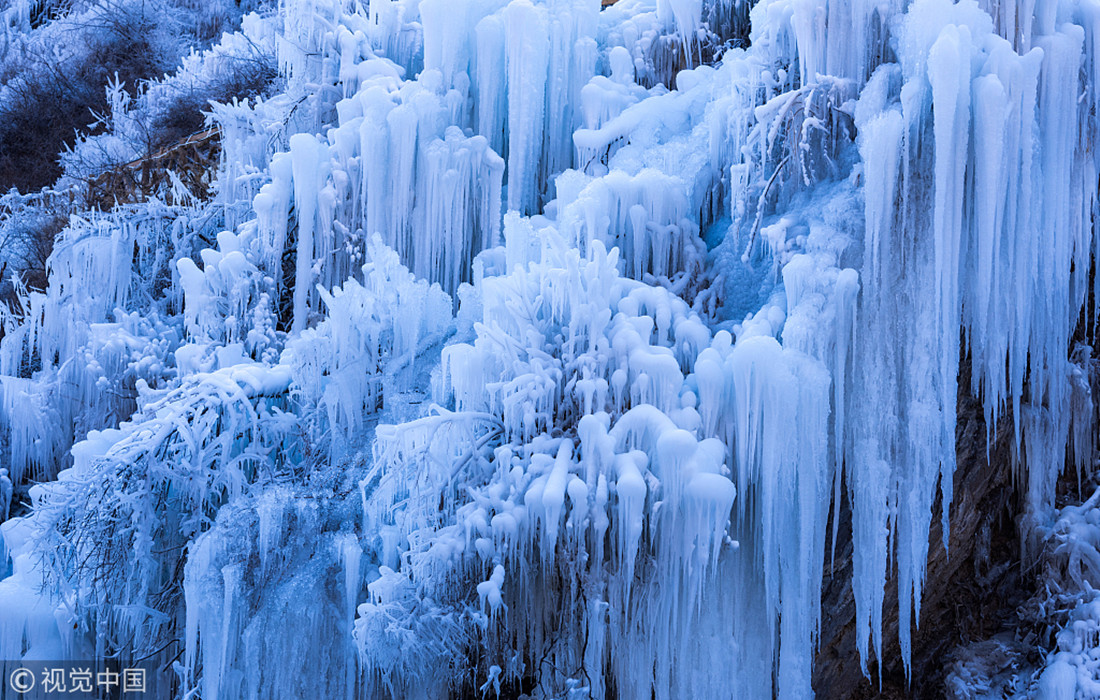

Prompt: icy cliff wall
[{"left": 0, "top": 0, "right": 1096, "bottom": 698}]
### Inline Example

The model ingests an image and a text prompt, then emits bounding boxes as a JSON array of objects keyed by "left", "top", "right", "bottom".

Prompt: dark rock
[{"left": 814, "top": 363, "right": 1031, "bottom": 699}]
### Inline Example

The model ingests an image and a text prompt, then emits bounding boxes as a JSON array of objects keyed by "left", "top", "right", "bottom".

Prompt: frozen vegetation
[{"left": 0, "top": 0, "right": 1097, "bottom": 697}]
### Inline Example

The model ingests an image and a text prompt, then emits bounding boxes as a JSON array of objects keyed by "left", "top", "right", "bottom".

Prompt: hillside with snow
[{"left": 0, "top": 0, "right": 1098, "bottom": 698}]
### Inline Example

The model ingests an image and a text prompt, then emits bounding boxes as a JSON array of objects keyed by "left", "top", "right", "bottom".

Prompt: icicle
[
  {"left": 289, "top": 133, "right": 327, "bottom": 334},
  {"left": 504, "top": 0, "right": 549, "bottom": 214}
]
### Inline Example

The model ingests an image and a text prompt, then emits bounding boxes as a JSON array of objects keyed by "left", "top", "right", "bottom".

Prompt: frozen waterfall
[{"left": 0, "top": 0, "right": 1098, "bottom": 697}]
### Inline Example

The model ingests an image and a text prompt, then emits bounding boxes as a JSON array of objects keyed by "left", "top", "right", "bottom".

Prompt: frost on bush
[
  {"left": 357, "top": 235, "right": 729, "bottom": 697},
  {"left": 0, "top": 360, "right": 296, "bottom": 665},
  {"left": 176, "top": 229, "right": 278, "bottom": 365},
  {"left": 58, "top": 10, "right": 279, "bottom": 194},
  {"left": 352, "top": 228, "right": 850, "bottom": 698},
  {"left": 0, "top": 205, "right": 195, "bottom": 482},
  {"left": 286, "top": 233, "right": 452, "bottom": 458},
  {"left": 0, "top": 0, "right": 273, "bottom": 193}
]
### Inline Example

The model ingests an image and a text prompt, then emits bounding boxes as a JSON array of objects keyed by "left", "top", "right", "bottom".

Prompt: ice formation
[{"left": 0, "top": 0, "right": 1097, "bottom": 697}]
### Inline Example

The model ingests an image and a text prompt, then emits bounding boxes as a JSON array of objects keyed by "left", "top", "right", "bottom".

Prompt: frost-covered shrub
[
  {"left": 286, "top": 234, "right": 453, "bottom": 457},
  {"left": 176, "top": 228, "right": 279, "bottom": 364},
  {"left": 0, "top": 0, "right": 277, "bottom": 194},
  {"left": 0, "top": 189, "right": 65, "bottom": 305},
  {"left": 148, "top": 54, "right": 278, "bottom": 149},
  {"left": 355, "top": 234, "right": 760, "bottom": 698},
  {"left": 24, "top": 362, "right": 296, "bottom": 658},
  {"left": 60, "top": 14, "right": 279, "bottom": 187},
  {"left": 738, "top": 78, "right": 857, "bottom": 262},
  {"left": 354, "top": 569, "right": 473, "bottom": 697},
  {"left": 0, "top": 203, "right": 203, "bottom": 480},
  {"left": 999, "top": 479, "right": 1100, "bottom": 698},
  {"left": 0, "top": 0, "right": 182, "bottom": 191},
  {"left": 638, "top": 0, "right": 752, "bottom": 90}
]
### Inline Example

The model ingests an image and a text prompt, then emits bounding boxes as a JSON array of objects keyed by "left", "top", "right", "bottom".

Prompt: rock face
[{"left": 814, "top": 364, "right": 1034, "bottom": 698}]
